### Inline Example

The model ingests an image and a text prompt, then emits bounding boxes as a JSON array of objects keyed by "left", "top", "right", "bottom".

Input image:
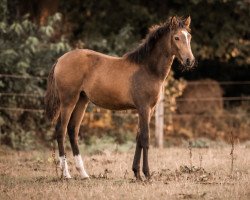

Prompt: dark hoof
[
  {"left": 133, "top": 170, "right": 142, "bottom": 181},
  {"left": 136, "top": 174, "right": 142, "bottom": 181},
  {"left": 143, "top": 170, "right": 151, "bottom": 179}
]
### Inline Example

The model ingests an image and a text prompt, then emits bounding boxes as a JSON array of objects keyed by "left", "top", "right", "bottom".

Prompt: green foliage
[
  {"left": 164, "top": 72, "right": 187, "bottom": 131},
  {"left": 2, "top": 0, "right": 249, "bottom": 149},
  {"left": 82, "top": 135, "right": 134, "bottom": 155},
  {"left": 165, "top": 72, "right": 187, "bottom": 113},
  {"left": 61, "top": 0, "right": 250, "bottom": 64},
  {"left": 0, "top": 4, "right": 71, "bottom": 149},
  {"left": 183, "top": 0, "right": 250, "bottom": 65},
  {"left": 0, "top": 13, "right": 70, "bottom": 76},
  {"left": 0, "top": 0, "right": 7, "bottom": 21},
  {"left": 0, "top": 130, "right": 35, "bottom": 150},
  {"left": 60, "top": 0, "right": 154, "bottom": 48},
  {"left": 84, "top": 24, "right": 136, "bottom": 56}
]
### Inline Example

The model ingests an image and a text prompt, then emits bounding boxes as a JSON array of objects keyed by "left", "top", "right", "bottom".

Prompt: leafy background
[{"left": 0, "top": 0, "right": 249, "bottom": 149}]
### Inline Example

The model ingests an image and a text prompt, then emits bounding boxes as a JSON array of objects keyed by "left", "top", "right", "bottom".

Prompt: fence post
[{"left": 155, "top": 86, "right": 164, "bottom": 148}]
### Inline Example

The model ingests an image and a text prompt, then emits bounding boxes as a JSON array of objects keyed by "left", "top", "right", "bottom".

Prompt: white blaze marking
[
  {"left": 59, "top": 156, "right": 72, "bottom": 178},
  {"left": 181, "top": 30, "right": 189, "bottom": 46},
  {"left": 74, "top": 155, "right": 89, "bottom": 179}
]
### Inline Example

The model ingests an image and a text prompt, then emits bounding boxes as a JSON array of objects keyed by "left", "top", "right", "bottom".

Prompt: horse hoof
[
  {"left": 63, "top": 175, "right": 72, "bottom": 179},
  {"left": 143, "top": 172, "right": 151, "bottom": 180},
  {"left": 81, "top": 175, "right": 90, "bottom": 180},
  {"left": 135, "top": 174, "right": 142, "bottom": 181},
  {"left": 78, "top": 171, "right": 90, "bottom": 180}
]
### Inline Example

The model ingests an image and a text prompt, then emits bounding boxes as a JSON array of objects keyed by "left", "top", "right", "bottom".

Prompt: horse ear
[
  {"left": 170, "top": 16, "right": 178, "bottom": 29},
  {"left": 184, "top": 16, "right": 191, "bottom": 28}
]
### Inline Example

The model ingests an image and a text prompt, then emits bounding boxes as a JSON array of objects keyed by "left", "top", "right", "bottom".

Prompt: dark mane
[{"left": 124, "top": 17, "right": 187, "bottom": 64}]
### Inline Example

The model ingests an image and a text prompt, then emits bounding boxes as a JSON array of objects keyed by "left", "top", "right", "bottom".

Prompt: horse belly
[{"left": 84, "top": 79, "right": 135, "bottom": 110}]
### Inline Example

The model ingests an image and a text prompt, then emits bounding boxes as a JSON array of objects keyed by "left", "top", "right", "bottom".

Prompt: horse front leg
[
  {"left": 132, "top": 107, "right": 151, "bottom": 180},
  {"left": 132, "top": 130, "right": 142, "bottom": 180}
]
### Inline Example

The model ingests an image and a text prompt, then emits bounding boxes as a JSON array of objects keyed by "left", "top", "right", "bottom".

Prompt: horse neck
[{"left": 144, "top": 36, "right": 174, "bottom": 80}]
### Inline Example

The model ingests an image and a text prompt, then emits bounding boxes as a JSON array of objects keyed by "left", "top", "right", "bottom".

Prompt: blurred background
[{"left": 0, "top": 0, "right": 249, "bottom": 151}]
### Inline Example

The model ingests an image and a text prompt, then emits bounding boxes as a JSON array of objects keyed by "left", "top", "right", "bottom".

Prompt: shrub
[{"left": 0, "top": 1, "right": 71, "bottom": 149}]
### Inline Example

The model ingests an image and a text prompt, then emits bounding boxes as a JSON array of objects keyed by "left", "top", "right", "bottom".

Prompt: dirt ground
[{"left": 0, "top": 143, "right": 250, "bottom": 200}]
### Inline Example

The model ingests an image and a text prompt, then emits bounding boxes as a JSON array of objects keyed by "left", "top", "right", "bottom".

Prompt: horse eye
[{"left": 174, "top": 37, "right": 179, "bottom": 41}]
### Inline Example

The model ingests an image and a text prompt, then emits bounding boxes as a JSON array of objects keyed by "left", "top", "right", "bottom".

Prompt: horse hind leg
[
  {"left": 67, "top": 92, "right": 90, "bottom": 179},
  {"left": 56, "top": 93, "right": 79, "bottom": 178}
]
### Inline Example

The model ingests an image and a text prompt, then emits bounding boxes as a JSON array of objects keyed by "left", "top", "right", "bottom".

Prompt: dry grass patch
[{"left": 0, "top": 143, "right": 250, "bottom": 200}]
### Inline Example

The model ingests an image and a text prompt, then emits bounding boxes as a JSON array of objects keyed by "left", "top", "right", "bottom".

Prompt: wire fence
[
  {"left": 1, "top": 73, "right": 250, "bottom": 85},
  {"left": 1, "top": 73, "right": 250, "bottom": 115},
  {"left": 1, "top": 92, "right": 250, "bottom": 102},
  {"left": 1, "top": 107, "right": 249, "bottom": 118},
  {"left": 0, "top": 74, "right": 47, "bottom": 80}
]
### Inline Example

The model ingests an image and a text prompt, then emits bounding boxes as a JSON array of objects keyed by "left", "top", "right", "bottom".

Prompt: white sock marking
[
  {"left": 59, "top": 156, "right": 71, "bottom": 178},
  {"left": 74, "top": 155, "right": 89, "bottom": 179}
]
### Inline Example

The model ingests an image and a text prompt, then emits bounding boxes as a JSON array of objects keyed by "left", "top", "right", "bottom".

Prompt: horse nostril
[{"left": 186, "top": 58, "right": 190, "bottom": 65}]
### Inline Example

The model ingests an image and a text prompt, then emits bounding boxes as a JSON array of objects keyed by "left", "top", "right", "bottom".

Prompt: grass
[{"left": 0, "top": 142, "right": 250, "bottom": 200}]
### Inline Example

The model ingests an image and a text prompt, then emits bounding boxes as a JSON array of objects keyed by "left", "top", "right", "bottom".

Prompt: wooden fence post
[{"left": 155, "top": 86, "right": 164, "bottom": 148}]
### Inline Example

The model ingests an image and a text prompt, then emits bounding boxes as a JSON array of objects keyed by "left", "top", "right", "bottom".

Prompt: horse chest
[
  {"left": 148, "top": 87, "right": 162, "bottom": 108},
  {"left": 131, "top": 74, "right": 162, "bottom": 108}
]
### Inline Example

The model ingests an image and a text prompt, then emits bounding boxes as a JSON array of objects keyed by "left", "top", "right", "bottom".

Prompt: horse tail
[{"left": 45, "top": 61, "right": 60, "bottom": 123}]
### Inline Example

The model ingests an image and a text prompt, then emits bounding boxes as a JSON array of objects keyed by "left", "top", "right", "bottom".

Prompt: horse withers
[{"left": 45, "top": 16, "right": 195, "bottom": 180}]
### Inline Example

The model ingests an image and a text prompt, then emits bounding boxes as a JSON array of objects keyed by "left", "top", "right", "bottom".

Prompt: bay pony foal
[{"left": 45, "top": 16, "right": 195, "bottom": 180}]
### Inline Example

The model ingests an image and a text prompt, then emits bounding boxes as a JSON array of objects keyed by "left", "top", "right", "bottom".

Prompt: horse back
[{"left": 54, "top": 49, "right": 139, "bottom": 110}]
